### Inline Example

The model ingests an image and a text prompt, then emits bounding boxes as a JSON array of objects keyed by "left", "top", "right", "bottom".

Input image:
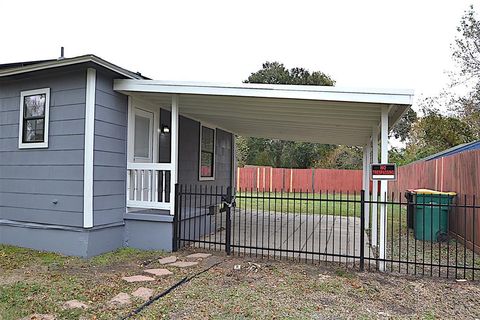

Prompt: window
[
  {"left": 19, "top": 88, "right": 50, "bottom": 149},
  {"left": 199, "top": 125, "right": 215, "bottom": 180}
]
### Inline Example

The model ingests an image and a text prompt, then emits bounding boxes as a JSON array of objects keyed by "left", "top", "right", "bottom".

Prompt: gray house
[
  {"left": 0, "top": 55, "right": 235, "bottom": 257},
  {"left": 0, "top": 54, "right": 413, "bottom": 258}
]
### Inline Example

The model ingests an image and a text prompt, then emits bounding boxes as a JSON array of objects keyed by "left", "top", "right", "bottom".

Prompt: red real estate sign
[{"left": 370, "top": 163, "right": 397, "bottom": 181}]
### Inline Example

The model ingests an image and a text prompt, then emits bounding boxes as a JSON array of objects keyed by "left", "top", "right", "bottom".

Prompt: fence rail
[{"left": 174, "top": 184, "right": 480, "bottom": 280}]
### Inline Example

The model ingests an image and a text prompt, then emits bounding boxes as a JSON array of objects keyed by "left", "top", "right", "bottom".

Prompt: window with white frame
[
  {"left": 19, "top": 88, "right": 50, "bottom": 149},
  {"left": 199, "top": 125, "right": 215, "bottom": 180}
]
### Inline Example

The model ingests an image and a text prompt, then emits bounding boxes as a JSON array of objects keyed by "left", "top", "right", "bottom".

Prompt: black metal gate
[{"left": 173, "top": 184, "right": 480, "bottom": 280}]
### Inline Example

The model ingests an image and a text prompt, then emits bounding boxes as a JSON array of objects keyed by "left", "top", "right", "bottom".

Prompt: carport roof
[{"left": 114, "top": 79, "right": 414, "bottom": 146}]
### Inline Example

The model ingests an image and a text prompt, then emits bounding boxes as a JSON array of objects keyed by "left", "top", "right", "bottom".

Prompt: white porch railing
[{"left": 127, "top": 162, "right": 173, "bottom": 210}]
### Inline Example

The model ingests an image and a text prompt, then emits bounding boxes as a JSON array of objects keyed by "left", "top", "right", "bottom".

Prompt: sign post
[{"left": 370, "top": 163, "right": 396, "bottom": 271}]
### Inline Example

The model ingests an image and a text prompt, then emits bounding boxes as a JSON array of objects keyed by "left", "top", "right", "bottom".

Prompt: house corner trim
[{"left": 83, "top": 68, "right": 96, "bottom": 228}]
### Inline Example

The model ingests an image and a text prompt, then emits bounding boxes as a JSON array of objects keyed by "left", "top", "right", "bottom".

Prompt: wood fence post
[
  {"left": 257, "top": 167, "right": 260, "bottom": 190},
  {"left": 290, "top": 168, "right": 293, "bottom": 192},
  {"left": 263, "top": 167, "right": 266, "bottom": 192},
  {"left": 270, "top": 167, "right": 273, "bottom": 192},
  {"left": 237, "top": 167, "right": 240, "bottom": 191}
]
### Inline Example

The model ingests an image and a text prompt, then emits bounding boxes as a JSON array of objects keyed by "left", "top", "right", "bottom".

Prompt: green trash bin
[{"left": 413, "top": 189, "right": 456, "bottom": 242}]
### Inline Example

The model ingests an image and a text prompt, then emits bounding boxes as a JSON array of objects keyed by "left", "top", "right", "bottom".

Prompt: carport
[{"left": 114, "top": 79, "right": 414, "bottom": 269}]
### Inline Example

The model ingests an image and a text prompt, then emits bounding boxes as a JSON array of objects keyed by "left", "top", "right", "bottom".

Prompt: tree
[
  {"left": 316, "top": 145, "right": 363, "bottom": 170},
  {"left": 449, "top": 5, "right": 480, "bottom": 137},
  {"left": 399, "top": 104, "right": 476, "bottom": 163},
  {"left": 245, "top": 61, "right": 335, "bottom": 86},
  {"left": 237, "top": 61, "right": 362, "bottom": 169},
  {"left": 391, "top": 6, "right": 480, "bottom": 165},
  {"left": 452, "top": 5, "right": 480, "bottom": 82},
  {"left": 391, "top": 109, "right": 418, "bottom": 142}
]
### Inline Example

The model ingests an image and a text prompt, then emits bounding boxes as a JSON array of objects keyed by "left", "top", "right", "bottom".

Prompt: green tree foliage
[
  {"left": 237, "top": 61, "right": 362, "bottom": 169},
  {"left": 245, "top": 61, "right": 335, "bottom": 86},
  {"left": 391, "top": 109, "right": 418, "bottom": 142},
  {"left": 408, "top": 106, "right": 474, "bottom": 159},
  {"left": 316, "top": 145, "right": 364, "bottom": 170}
]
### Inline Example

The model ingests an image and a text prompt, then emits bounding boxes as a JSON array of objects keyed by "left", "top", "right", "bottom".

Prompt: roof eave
[
  {"left": 0, "top": 55, "right": 145, "bottom": 79},
  {"left": 113, "top": 79, "right": 414, "bottom": 106}
]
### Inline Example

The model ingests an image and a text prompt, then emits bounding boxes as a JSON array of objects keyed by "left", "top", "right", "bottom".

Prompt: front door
[{"left": 133, "top": 108, "right": 154, "bottom": 163}]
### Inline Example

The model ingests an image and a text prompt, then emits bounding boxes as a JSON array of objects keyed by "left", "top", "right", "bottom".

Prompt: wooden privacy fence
[
  {"left": 389, "top": 150, "right": 480, "bottom": 254},
  {"left": 237, "top": 166, "right": 363, "bottom": 192}
]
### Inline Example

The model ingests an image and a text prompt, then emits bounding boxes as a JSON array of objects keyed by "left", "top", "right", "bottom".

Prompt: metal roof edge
[{"left": 424, "top": 140, "right": 480, "bottom": 161}]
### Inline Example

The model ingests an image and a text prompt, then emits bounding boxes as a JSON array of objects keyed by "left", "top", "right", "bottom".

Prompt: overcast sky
[{"left": 0, "top": 1, "right": 474, "bottom": 111}]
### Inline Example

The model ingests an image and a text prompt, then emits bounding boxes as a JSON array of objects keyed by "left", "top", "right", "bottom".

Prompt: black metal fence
[{"left": 173, "top": 184, "right": 480, "bottom": 280}]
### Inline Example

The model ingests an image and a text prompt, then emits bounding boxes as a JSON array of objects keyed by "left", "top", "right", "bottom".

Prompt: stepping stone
[
  {"left": 21, "top": 315, "right": 56, "bottom": 320},
  {"left": 63, "top": 299, "right": 89, "bottom": 309},
  {"left": 132, "top": 287, "right": 154, "bottom": 301},
  {"left": 159, "top": 256, "right": 178, "bottom": 265},
  {"left": 122, "top": 275, "right": 155, "bottom": 283},
  {"left": 109, "top": 292, "right": 131, "bottom": 306},
  {"left": 186, "top": 253, "right": 212, "bottom": 259},
  {"left": 169, "top": 261, "right": 199, "bottom": 268},
  {"left": 144, "top": 268, "right": 173, "bottom": 277}
]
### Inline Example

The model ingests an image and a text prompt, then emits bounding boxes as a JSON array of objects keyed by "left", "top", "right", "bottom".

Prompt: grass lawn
[
  {"left": 1, "top": 244, "right": 480, "bottom": 319},
  {"left": 236, "top": 191, "right": 364, "bottom": 217}
]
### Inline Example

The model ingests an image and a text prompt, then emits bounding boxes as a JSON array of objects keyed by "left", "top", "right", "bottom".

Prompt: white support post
[
  {"left": 371, "top": 126, "right": 379, "bottom": 248},
  {"left": 169, "top": 95, "right": 179, "bottom": 215},
  {"left": 362, "top": 148, "right": 367, "bottom": 192},
  {"left": 379, "top": 106, "right": 389, "bottom": 271},
  {"left": 364, "top": 142, "right": 371, "bottom": 229}
]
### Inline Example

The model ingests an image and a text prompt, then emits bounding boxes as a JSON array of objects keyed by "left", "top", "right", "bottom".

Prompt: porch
[{"left": 119, "top": 83, "right": 413, "bottom": 196}]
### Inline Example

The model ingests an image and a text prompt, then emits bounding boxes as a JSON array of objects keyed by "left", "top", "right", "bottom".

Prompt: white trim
[
  {"left": 0, "top": 55, "right": 143, "bottom": 79},
  {"left": 371, "top": 126, "right": 379, "bottom": 248},
  {"left": 83, "top": 68, "right": 96, "bottom": 228},
  {"left": 127, "top": 200, "right": 171, "bottom": 210},
  {"left": 169, "top": 95, "right": 179, "bottom": 215},
  {"left": 198, "top": 123, "right": 216, "bottom": 181},
  {"left": 114, "top": 79, "right": 414, "bottom": 106},
  {"left": 364, "top": 142, "right": 371, "bottom": 228},
  {"left": 127, "top": 162, "right": 172, "bottom": 171},
  {"left": 18, "top": 88, "right": 50, "bottom": 149},
  {"left": 378, "top": 106, "right": 389, "bottom": 271},
  {"left": 127, "top": 96, "right": 134, "bottom": 162}
]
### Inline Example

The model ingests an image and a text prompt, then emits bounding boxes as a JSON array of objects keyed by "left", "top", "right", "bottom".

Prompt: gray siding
[
  {"left": 0, "top": 66, "right": 87, "bottom": 227},
  {"left": 92, "top": 70, "right": 128, "bottom": 226},
  {"left": 158, "top": 109, "right": 233, "bottom": 188},
  {"left": 177, "top": 115, "right": 233, "bottom": 188}
]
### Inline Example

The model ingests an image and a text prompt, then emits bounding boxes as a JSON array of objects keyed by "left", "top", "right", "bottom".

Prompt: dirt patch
[{"left": 1, "top": 246, "right": 480, "bottom": 319}]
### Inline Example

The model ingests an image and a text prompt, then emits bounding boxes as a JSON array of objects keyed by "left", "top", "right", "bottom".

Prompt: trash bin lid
[{"left": 413, "top": 188, "right": 456, "bottom": 196}]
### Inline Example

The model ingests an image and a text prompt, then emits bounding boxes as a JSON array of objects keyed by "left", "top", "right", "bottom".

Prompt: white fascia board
[
  {"left": 114, "top": 79, "right": 414, "bottom": 106},
  {"left": 0, "top": 55, "right": 143, "bottom": 79}
]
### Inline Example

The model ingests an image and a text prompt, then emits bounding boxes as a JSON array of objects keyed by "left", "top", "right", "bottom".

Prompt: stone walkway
[{"left": 110, "top": 253, "right": 211, "bottom": 307}]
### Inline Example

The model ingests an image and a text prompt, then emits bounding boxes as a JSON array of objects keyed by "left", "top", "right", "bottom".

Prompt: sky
[{"left": 0, "top": 0, "right": 474, "bottom": 112}]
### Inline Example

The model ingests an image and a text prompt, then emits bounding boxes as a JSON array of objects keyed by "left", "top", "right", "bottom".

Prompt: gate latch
[{"left": 220, "top": 195, "right": 236, "bottom": 212}]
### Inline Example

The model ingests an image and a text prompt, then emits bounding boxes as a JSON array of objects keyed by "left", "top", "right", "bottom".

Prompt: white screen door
[{"left": 133, "top": 108, "right": 154, "bottom": 163}]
